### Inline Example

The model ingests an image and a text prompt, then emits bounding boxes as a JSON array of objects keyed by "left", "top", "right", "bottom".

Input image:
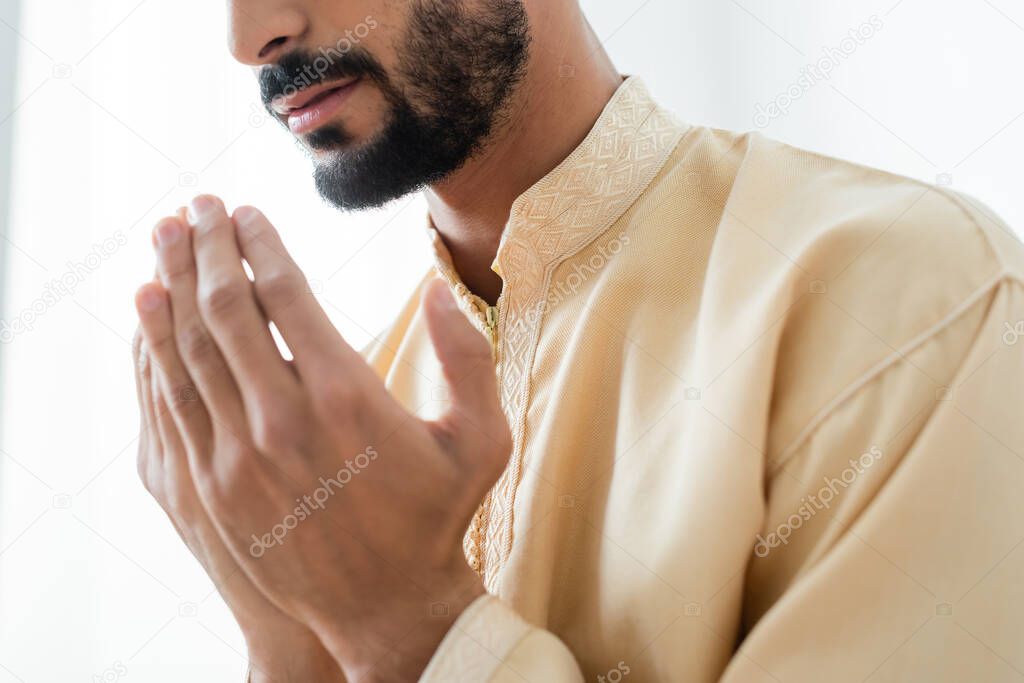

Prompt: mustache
[{"left": 259, "top": 47, "right": 386, "bottom": 109}]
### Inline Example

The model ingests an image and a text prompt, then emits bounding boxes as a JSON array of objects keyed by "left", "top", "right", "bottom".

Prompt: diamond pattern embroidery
[{"left": 447, "top": 78, "right": 689, "bottom": 592}]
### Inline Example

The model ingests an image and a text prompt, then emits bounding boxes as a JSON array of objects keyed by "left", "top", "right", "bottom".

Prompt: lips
[
  {"left": 269, "top": 77, "right": 363, "bottom": 135},
  {"left": 271, "top": 76, "right": 359, "bottom": 113}
]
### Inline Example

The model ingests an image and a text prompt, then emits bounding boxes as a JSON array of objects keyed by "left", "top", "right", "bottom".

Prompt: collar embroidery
[{"left": 429, "top": 76, "right": 688, "bottom": 591}]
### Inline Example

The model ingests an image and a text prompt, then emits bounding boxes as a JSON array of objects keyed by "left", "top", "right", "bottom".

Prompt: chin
[{"left": 302, "top": 123, "right": 356, "bottom": 154}]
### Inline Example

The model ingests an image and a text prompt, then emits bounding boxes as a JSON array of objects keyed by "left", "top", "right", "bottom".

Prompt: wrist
[
  {"left": 245, "top": 626, "right": 343, "bottom": 683},
  {"left": 320, "top": 566, "right": 485, "bottom": 683}
]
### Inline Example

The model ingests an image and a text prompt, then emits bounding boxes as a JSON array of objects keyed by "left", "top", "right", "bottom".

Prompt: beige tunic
[{"left": 363, "top": 77, "right": 1024, "bottom": 682}]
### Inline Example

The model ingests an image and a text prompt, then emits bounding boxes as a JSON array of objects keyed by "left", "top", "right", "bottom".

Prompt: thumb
[{"left": 422, "top": 278, "right": 504, "bottom": 433}]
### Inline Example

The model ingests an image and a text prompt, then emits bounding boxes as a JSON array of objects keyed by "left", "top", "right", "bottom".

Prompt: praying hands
[{"left": 132, "top": 195, "right": 511, "bottom": 682}]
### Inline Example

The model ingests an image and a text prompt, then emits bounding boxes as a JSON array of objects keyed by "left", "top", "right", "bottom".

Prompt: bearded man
[{"left": 132, "top": 2, "right": 1024, "bottom": 681}]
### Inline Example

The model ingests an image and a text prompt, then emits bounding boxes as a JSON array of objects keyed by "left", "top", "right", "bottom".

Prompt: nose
[{"left": 227, "top": 1, "right": 308, "bottom": 66}]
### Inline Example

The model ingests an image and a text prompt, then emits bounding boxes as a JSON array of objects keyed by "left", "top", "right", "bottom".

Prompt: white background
[{"left": 0, "top": 0, "right": 1021, "bottom": 681}]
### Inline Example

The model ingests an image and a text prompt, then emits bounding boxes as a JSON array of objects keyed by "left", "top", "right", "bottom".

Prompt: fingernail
[
  {"left": 138, "top": 287, "right": 163, "bottom": 312},
  {"left": 234, "top": 206, "right": 258, "bottom": 227},
  {"left": 155, "top": 219, "right": 181, "bottom": 247},
  {"left": 187, "top": 196, "right": 215, "bottom": 224},
  {"left": 233, "top": 206, "right": 260, "bottom": 238}
]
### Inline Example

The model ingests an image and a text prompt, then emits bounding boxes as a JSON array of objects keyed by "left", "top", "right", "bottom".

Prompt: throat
[{"left": 436, "top": 222, "right": 503, "bottom": 305}]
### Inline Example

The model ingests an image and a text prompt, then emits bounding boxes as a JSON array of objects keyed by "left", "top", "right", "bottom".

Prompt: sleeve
[
  {"left": 419, "top": 595, "right": 584, "bottom": 683},
  {"left": 722, "top": 275, "right": 1024, "bottom": 682}
]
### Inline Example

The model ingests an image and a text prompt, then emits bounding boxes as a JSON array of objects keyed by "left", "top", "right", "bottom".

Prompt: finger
[
  {"left": 136, "top": 292, "right": 216, "bottom": 558},
  {"left": 151, "top": 373, "right": 186, "bottom": 460},
  {"left": 135, "top": 280, "right": 213, "bottom": 454},
  {"left": 134, "top": 269, "right": 163, "bottom": 449},
  {"left": 422, "top": 279, "right": 506, "bottom": 437},
  {"left": 188, "top": 196, "right": 298, "bottom": 410},
  {"left": 150, "top": 371, "right": 225, "bottom": 564},
  {"left": 134, "top": 329, "right": 163, "bottom": 479},
  {"left": 133, "top": 328, "right": 153, "bottom": 439},
  {"left": 152, "top": 216, "right": 247, "bottom": 437},
  {"left": 151, "top": 371, "right": 201, "bottom": 518},
  {"left": 232, "top": 206, "right": 363, "bottom": 382}
]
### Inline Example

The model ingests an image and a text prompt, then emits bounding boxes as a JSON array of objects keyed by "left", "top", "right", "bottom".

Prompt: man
[{"left": 132, "top": 1, "right": 1024, "bottom": 681}]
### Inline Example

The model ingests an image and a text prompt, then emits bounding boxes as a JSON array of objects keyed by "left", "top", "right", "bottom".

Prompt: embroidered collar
[
  {"left": 426, "top": 75, "right": 688, "bottom": 590},
  {"left": 428, "top": 76, "right": 685, "bottom": 302}
]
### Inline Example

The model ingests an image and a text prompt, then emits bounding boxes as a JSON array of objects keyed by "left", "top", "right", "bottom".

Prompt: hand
[
  {"left": 134, "top": 301, "right": 343, "bottom": 681},
  {"left": 134, "top": 196, "right": 511, "bottom": 682}
]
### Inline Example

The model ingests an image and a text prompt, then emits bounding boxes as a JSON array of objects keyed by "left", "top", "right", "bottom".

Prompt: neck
[{"left": 424, "top": 6, "right": 621, "bottom": 305}]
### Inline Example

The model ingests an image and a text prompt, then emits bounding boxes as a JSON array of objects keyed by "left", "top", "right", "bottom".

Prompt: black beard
[{"left": 258, "top": 0, "right": 531, "bottom": 211}]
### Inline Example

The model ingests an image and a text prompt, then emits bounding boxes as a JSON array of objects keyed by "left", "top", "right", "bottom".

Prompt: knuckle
[
  {"left": 177, "top": 323, "right": 216, "bottom": 365},
  {"left": 199, "top": 278, "right": 248, "bottom": 318},
  {"left": 204, "top": 445, "right": 251, "bottom": 503},
  {"left": 251, "top": 415, "right": 293, "bottom": 453},
  {"left": 252, "top": 270, "right": 299, "bottom": 309},
  {"left": 147, "top": 327, "right": 178, "bottom": 358},
  {"left": 253, "top": 270, "right": 300, "bottom": 310},
  {"left": 163, "top": 258, "right": 196, "bottom": 284}
]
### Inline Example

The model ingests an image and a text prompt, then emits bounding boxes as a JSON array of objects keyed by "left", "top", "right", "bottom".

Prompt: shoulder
[
  {"left": 646, "top": 124, "right": 1022, "bottom": 309},
  {"left": 645, "top": 126, "right": 1024, "bottom": 461}
]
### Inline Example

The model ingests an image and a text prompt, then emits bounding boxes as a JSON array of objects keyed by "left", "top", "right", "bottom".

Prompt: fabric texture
[{"left": 362, "top": 77, "right": 1024, "bottom": 682}]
